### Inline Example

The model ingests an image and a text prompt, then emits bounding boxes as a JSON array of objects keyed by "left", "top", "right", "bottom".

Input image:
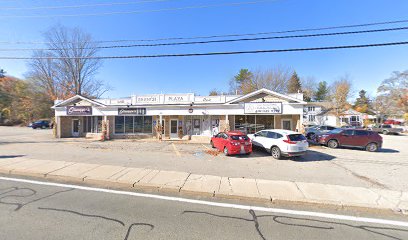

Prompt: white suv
[{"left": 248, "top": 129, "right": 309, "bottom": 159}]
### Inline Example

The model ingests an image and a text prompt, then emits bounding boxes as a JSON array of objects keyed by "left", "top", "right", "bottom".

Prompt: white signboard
[
  {"left": 164, "top": 94, "right": 192, "bottom": 104},
  {"left": 195, "top": 96, "right": 223, "bottom": 104},
  {"left": 110, "top": 98, "right": 132, "bottom": 105},
  {"left": 244, "top": 102, "right": 282, "bottom": 114},
  {"left": 136, "top": 95, "right": 160, "bottom": 104}
]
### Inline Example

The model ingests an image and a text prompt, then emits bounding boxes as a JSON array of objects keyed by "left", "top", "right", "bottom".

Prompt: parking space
[{"left": 1, "top": 126, "right": 407, "bottom": 192}]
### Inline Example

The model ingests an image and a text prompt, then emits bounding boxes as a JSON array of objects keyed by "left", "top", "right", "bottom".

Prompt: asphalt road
[{"left": 0, "top": 177, "right": 407, "bottom": 240}]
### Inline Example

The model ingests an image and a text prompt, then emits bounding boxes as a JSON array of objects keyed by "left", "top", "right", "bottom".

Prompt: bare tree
[
  {"left": 301, "top": 76, "right": 317, "bottom": 102},
  {"left": 329, "top": 75, "right": 352, "bottom": 126},
  {"left": 27, "top": 25, "right": 109, "bottom": 99},
  {"left": 251, "top": 66, "right": 293, "bottom": 94},
  {"left": 376, "top": 70, "right": 408, "bottom": 115}
]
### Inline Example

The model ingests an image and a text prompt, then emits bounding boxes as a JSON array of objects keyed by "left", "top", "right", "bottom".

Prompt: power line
[
  {"left": 1, "top": 18, "right": 408, "bottom": 45},
  {"left": 1, "top": 41, "right": 407, "bottom": 59},
  {"left": 2, "top": 0, "right": 170, "bottom": 11},
  {"left": 0, "top": 0, "right": 279, "bottom": 18},
  {"left": 1, "top": 26, "right": 407, "bottom": 51}
]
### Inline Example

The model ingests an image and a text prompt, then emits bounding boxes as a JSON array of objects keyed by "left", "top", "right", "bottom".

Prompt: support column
[{"left": 55, "top": 116, "right": 61, "bottom": 138}]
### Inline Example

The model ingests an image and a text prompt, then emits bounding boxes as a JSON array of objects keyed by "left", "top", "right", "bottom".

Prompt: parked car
[
  {"left": 210, "top": 131, "right": 252, "bottom": 156},
  {"left": 305, "top": 125, "right": 337, "bottom": 139},
  {"left": 368, "top": 124, "right": 403, "bottom": 135},
  {"left": 315, "top": 129, "right": 382, "bottom": 152},
  {"left": 383, "top": 119, "right": 402, "bottom": 125},
  {"left": 248, "top": 129, "right": 308, "bottom": 159},
  {"left": 31, "top": 120, "right": 50, "bottom": 129}
]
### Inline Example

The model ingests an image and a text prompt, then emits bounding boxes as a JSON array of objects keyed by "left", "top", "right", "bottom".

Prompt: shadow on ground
[{"left": 0, "top": 155, "right": 25, "bottom": 159}]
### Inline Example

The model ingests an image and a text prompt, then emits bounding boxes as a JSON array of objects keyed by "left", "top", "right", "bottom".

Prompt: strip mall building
[{"left": 52, "top": 88, "right": 306, "bottom": 140}]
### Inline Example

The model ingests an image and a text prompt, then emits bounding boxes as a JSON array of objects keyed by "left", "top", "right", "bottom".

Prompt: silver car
[{"left": 305, "top": 125, "right": 337, "bottom": 139}]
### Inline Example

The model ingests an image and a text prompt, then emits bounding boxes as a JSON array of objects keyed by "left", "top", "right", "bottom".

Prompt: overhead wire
[
  {"left": 0, "top": 0, "right": 279, "bottom": 18},
  {"left": 0, "top": 41, "right": 407, "bottom": 60},
  {"left": 0, "top": 18, "right": 408, "bottom": 45},
  {"left": 0, "top": 25, "right": 407, "bottom": 51}
]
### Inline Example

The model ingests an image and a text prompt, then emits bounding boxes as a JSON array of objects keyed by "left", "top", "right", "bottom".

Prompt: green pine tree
[
  {"left": 287, "top": 71, "right": 302, "bottom": 93},
  {"left": 314, "top": 81, "right": 329, "bottom": 101}
]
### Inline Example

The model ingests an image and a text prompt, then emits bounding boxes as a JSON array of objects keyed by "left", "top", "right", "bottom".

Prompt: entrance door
[
  {"left": 170, "top": 119, "right": 178, "bottom": 138},
  {"left": 72, "top": 119, "right": 80, "bottom": 137},
  {"left": 282, "top": 120, "right": 292, "bottom": 130}
]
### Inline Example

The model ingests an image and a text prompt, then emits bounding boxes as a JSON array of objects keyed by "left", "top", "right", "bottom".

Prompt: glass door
[
  {"left": 170, "top": 119, "right": 178, "bottom": 138},
  {"left": 72, "top": 119, "right": 80, "bottom": 137}
]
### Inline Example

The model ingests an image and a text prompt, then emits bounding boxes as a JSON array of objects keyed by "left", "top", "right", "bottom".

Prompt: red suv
[
  {"left": 210, "top": 131, "right": 252, "bottom": 156},
  {"left": 316, "top": 129, "right": 382, "bottom": 152}
]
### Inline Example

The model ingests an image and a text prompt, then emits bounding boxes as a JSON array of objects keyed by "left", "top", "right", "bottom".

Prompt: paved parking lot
[{"left": 1, "top": 126, "right": 407, "bottom": 191}]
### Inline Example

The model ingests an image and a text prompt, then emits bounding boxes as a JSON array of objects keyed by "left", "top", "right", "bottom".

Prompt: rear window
[
  {"left": 287, "top": 134, "right": 307, "bottom": 141},
  {"left": 230, "top": 135, "right": 249, "bottom": 141},
  {"left": 382, "top": 125, "right": 391, "bottom": 128}
]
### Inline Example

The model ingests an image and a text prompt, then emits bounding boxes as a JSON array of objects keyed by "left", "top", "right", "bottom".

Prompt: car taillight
[{"left": 283, "top": 136, "right": 297, "bottom": 144}]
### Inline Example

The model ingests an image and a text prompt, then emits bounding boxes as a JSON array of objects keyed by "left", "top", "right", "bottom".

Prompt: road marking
[
  {"left": 0, "top": 176, "right": 407, "bottom": 228},
  {"left": 171, "top": 143, "right": 181, "bottom": 157},
  {"left": 202, "top": 144, "right": 211, "bottom": 150}
]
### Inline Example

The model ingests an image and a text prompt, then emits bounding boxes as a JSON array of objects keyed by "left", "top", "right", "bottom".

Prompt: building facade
[
  {"left": 52, "top": 88, "right": 306, "bottom": 140},
  {"left": 303, "top": 102, "right": 363, "bottom": 127}
]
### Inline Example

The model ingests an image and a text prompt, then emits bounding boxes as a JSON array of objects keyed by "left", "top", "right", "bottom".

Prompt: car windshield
[
  {"left": 230, "top": 135, "right": 249, "bottom": 141},
  {"left": 328, "top": 129, "right": 343, "bottom": 134},
  {"left": 287, "top": 134, "right": 307, "bottom": 141}
]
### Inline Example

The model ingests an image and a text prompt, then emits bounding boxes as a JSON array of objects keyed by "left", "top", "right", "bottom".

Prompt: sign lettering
[
  {"left": 118, "top": 108, "right": 147, "bottom": 115},
  {"left": 66, "top": 106, "right": 92, "bottom": 116},
  {"left": 244, "top": 102, "right": 283, "bottom": 114}
]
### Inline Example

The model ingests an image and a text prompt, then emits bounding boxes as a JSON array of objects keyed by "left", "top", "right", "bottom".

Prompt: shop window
[
  {"left": 114, "top": 116, "right": 152, "bottom": 134},
  {"left": 234, "top": 115, "right": 274, "bottom": 134},
  {"left": 84, "top": 116, "right": 103, "bottom": 133},
  {"left": 115, "top": 116, "right": 124, "bottom": 134},
  {"left": 143, "top": 116, "right": 152, "bottom": 134},
  {"left": 125, "top": 116, "right": 134, "bottom": 134}
]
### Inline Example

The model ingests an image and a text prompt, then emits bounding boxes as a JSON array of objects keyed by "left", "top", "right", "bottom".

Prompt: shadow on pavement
[{"left": 0, "top": 155, "right": 25, "bottom": 159}]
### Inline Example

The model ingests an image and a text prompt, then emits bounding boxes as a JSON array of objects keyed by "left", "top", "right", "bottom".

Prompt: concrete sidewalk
[{"left": 1, "top": 156, "right": 407, "bottom": 213}]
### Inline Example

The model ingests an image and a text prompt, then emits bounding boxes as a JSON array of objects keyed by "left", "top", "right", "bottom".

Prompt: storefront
[{"left": 52, "top": 89, "right": 306, "bottom": 140}]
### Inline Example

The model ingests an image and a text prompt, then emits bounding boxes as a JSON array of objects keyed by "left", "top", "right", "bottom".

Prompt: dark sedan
[{"left": 316, "top": 129, "right": 382, "bottom": 152}]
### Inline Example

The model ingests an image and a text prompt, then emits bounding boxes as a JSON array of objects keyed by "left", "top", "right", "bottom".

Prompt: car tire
[
  {"left": 223, "top": 147, "right": 229, "bottom": 156},
  {"left": 210, "top": 140, "right": 215, "bottom": 148},
  {"left": 246, "top": 152, "right": 252, "bottom": 155},
  {"left": 382, "top": 130, "right": 389, "bottom": 135},
  {"left": 270, "top": 146, "right": 281, "bottom": 159},
  {"left": 366, "top": 142, "right": 378, "bottom": 152},
  {"left": 41, "top": 125, "right": 46, "bottom": 129},
  {"left": 327, "top": 139, "right": 339, "bottom": 149}
]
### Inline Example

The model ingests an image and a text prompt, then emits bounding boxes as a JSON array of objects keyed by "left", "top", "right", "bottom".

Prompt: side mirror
[{"left": 254, "top": 134, "right": 258, "bottom": 137}]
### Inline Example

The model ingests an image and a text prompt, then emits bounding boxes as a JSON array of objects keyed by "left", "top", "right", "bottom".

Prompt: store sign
[
  {"left": 195, "top": 96, "right": 223, "bottom": 104},
  {"left": 136, "top": 95, "right": 160, "bottom": 104},
  {"left": 111, "top": 98, "right": 132, "bottom": 105},
  {"left": 164, "top": 94, "right": 191, "bottom": 104},
  {"left": 244, "top": 102, "right": 282, "bottom": 114},
  {"left": 66, "top": 106, "right": 92, "bottom": 116},
  {"left": 118, "top": 108, "right": 146, "bottom": 115}
]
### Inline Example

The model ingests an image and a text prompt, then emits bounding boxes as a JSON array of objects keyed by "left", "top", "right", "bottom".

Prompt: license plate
[{"left": 240, "top": 145, "right": 245, "bottom": 153}]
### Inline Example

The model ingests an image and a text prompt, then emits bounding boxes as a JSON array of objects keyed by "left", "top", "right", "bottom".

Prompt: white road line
[{"left": 1, "top": 176, "right": 407, "bottom": 228}]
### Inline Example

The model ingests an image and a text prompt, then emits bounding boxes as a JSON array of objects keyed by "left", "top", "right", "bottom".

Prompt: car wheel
[
  {"left": 270, "top": 146, "right": 281, "bottom": 159},
  {"left": 210, "top": 140, "right": 215, "bottom": 148},
  {"left": 366, "top": 143, "right": 378, "bottom": 152},
  {"left": 382, "top": 130, "right": 389, "bottom": 135},
  {"left": 41, "top": 125, "right": 46, "bottom": 129},
  {"left": 327, "top": 139, "right": 339, "bottom": 149},
  {"left": 223, "top": 147, "right": 229, "bottom": 156}
]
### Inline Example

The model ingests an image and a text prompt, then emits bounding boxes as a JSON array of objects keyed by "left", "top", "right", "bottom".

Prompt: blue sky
[{"left": 0, "top": 0, "right": 407, "bottom": 99}]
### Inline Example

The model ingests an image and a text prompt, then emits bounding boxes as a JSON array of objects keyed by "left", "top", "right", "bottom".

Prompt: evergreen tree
[
  {"left": 287, "top": 71, "right": 302, "bottom": 93},
  {"left": 314, "top": 81, "right": 329, "bottom": 101},
  {"left": 354, "top": 89, "right": 370, "bottom": 113},
  {"left": 0, "top": 68, "right": 5, "bottom": 78}
]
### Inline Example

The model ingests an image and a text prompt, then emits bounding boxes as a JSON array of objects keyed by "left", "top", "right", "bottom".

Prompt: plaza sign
[
  {"left": 244, "top": 102, "right": 282, "bottom": 114},
  {"left": 66, "top": 106, "right": 92, "bottom": 116}
]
